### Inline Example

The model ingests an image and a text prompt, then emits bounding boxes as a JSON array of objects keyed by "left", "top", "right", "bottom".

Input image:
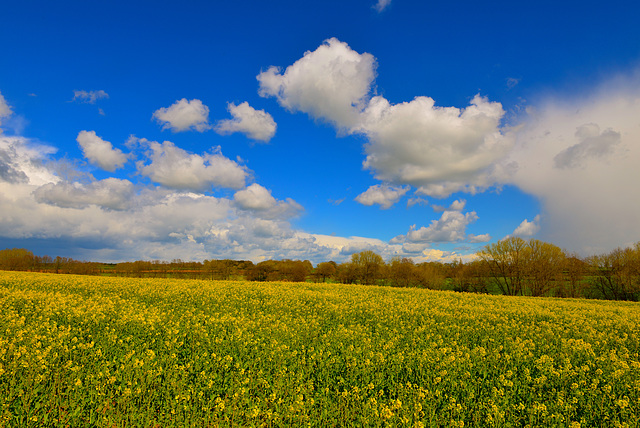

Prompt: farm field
[{"left": 0, "top": 271, "right": 639, "bottom": 427}]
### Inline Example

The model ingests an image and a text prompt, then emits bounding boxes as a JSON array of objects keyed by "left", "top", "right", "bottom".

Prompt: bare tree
[
  {"left": 478, "top": 237, "right": 528, "bottom": 295},
  {"left": 526, "top": 239, "right": 565, "bottom": 297}
]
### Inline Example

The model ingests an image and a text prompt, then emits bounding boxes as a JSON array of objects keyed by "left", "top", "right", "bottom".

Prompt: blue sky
[{"left": 1, "top": 0, "right": 639, "bottom": 263}]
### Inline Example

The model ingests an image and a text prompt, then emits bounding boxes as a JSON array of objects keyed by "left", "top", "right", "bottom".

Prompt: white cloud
[
  {"left": 72, "top": 90, "right": 109, "bottom": 104},
  {"left": 152, "top": 98, "right": 211, "bottom": 132},
  {"left": 449, "top": 199, "right": 466, "bottom": 211},
  {"left": 33, "top": 178, "right": 135, "bottom": 211},
  {"left": 510, "top": 215, "right": 541, "bottom": 238},
  {"left": 355, "top": 184, "right": 409, "bottom": 209},
  {"left": 258, "top": 38, "right": 376, "bottom": 129},
  {"left": 215, "top": 102, "right": 276, "bottom": 142},
  {"left": 0, "top": 91, "right": 12, "bottom": 131},
  {"left": 397, "top": 210, "right": 479, "bottom": 243},
  {"left": 233, "top": 183, "right": 303, "bottom": 220},
  {"left": 373, "top": 0, "right": 392, "bottom": 12},
  {"left": 259, "top": 38, "right": 514, "bottom": 198},
  {"left": 402, "top": 242, "right": 428, "bottom": 253},
  {"left": 136, "top": 139, "right": 248, "bottom": 191},
  {"left": 505, "top": 75, "right": 640, "bottom": 254},
  {"left": 433, "top": 199, "right": 466, "bottom": 212},
  {"left": 233, "top": 183, "right": 277, "bottom": 210},
  {"left": 468, "top": 233, "right": 491, "bottom": 243},
  {"left": 77, "top": 131, "right": 128, "bottom": 172},
  {"left": 0, "top": 135, "right": 486, "bottom": 264},
  {"left": 360, "top": 94, "right": 513, "bottom": 196},
  {"left": 302, "top": 233, "right": 395, "bottom": 260},
  {"left": 4, "top": 133, "right": 470, "bottom": 264},
  {"left": 0, "top": 136, "right": 59, "bottom": 186}
]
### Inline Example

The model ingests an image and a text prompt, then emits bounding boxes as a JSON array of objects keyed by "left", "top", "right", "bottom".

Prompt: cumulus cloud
[
  {"left": 355, "top": 184, "right": 409, "bottom": 209},
  {"left": 360, "top": 95, "right": 513, "bottom": 195},
  {"left": 258, "top": 38, "right": 376, "bottom": 129},
  {"left": 33, "top": 178, "right": 135, "bottom": 211},
  {"left": 233, "top": 183, "right": 303, "bottom": 219},
  {"left": 259, "top": 38, "right": 514, "bottom": 198},
  {"left": 215, "top": 102, "right": 276, "bottom": 142},
  {"left": 136, "top": 139, "right": 247, "bottom": 191},
  {"left": 77, "top": 131, "right": 128, "bottom": 172},
  {"left": 505, "top": 76, "right": 640, "bottom": 254},
  {"left": 233, "top": 183, "right": 277, "bottom": 210},
  {"left": 373, "top": 0, "right": 392, "bottom": 12},
  {"left": 510, "top": 215, "right": 541, "bottom": 238},
  {"left": 394, "top": 210, "right": 479, "bottom": 244},
  {"left": 72, "top": 90, "right": 109, "bottom": 104},
  {"left": 152, "top": 98, "right": 211, "bottom": 132}
]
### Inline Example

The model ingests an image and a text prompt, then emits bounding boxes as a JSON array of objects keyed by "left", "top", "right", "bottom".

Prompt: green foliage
[{"left": 1, "top": 271, "right": 639, "bottom": 427}]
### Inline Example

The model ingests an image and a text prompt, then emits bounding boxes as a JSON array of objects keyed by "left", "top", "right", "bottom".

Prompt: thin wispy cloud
[
  {"left": 72, "top": 90, "right": 109, "bottom": 104},
  {"left": 373, "top": 0, "right": 392, "bottom": 13}
]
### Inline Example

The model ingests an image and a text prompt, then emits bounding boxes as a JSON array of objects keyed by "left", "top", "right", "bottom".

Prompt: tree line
[{"left": 1, "top": 238, "right": 639, "bottom": 301}]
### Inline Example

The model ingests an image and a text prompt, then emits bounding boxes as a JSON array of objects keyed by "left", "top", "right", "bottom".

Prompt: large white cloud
[
  {"left": 215, "top": 102, "right": 276, "bottom": 142},
  {"left": 152, "top": 98, "right": 211, "bottom": 132},
  {"left": 33, "top": 178, "right": 135, "bottom": 211},
  {"left": 360, "top": 95, "right": 513, "bottom": 195},
  {"left": 504, "top": 77, "right": 640, "bottom": 254},
  {"left": 355, "top": 184, "right": 409, "bottom": 209},
  {"left": 258, "top": 38, "right": 376, "bottom": 129},
  {"left": 77, "top": 131, "right": 128, "bottom": 172},
  {"left": 136, "top": 139, "right": 247, "bottom": 191},
  {"left": 259, "top": 38, "right": 514, "bottom": 198}
]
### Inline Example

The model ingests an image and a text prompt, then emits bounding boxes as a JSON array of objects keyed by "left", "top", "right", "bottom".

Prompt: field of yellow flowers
[{"left": 0, "top": 270, "right": 638, "bottom": 427}]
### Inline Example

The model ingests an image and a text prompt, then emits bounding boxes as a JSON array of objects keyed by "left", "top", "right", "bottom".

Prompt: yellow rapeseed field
[{"left": 0, "top": 270, "right": 638, "bottom": 427}]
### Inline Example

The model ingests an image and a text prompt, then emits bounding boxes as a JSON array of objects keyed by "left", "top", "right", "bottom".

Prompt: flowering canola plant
[{"left": 0, "top": 270, "right": 638, "bottom": 427}]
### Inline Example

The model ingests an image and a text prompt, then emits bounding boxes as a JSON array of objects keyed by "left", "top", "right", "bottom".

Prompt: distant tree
[
  {"left": 336, "top": 262, "right": 358, "bottom": 284},
  {"left": 526, "top": 239, "right": 566, "bottom": 297},
  {"left": 559, "top": 254, "right": 587, "bottom": 298},
  {"left": 478, "top": 237, "right": 529, "bottom": 295},
  {"left": 414, "top": 262, "right": 446, "bottom": 289},
  {"left": 246, "top": 261, "right": 276, "bottom": 282},
  {"left": 588, "top": 244, "right": 640, "bottom": 301},
  {"left": 451, "top": 260, "right": 488, "bottom": 293},
  {"left": 314, "top": 261, "right": 337, "bottom": 282},
  {"left": 0, "top": 248, "right": 35, "bottom": 271},
  {"left": 388, "top": 257, "right": 416, "bottom": 287},
  {"left": 350, "top": 250, "right": 384, "bottom": 285}
]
